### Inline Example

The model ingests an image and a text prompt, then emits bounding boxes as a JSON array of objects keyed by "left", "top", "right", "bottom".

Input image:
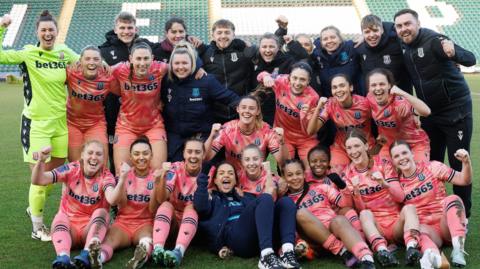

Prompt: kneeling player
[{"left": 31, "top": 141, "right": 116, "bottom": 269}]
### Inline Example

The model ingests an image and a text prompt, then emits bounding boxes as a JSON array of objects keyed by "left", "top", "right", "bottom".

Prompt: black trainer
[
  {"left": 279, "top": 250, "right": 301, "bottom": 269},
  {"left": 258, "top": 253, "right": 283, "bottom": 269},
  {"left": 360, "top": 260, "right": 376, "bottom": 269},
  {"left": 375, "top": 249, "right": 399, "bottom": 267},
  {"left": 405, "top": 247, "right": 421, "bottom": 266}
]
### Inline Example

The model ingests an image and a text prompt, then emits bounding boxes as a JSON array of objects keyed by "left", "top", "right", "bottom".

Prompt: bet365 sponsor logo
[{"left": 35, "top": 60, "right": 66, "bottom": 69}]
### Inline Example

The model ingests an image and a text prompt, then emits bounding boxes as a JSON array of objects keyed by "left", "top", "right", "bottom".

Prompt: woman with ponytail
[
  {"left": 0, "top": 11, "right": 79, "bottom": 241},
  {"left": 110, "top": 42, "right": 168, "bottom": 175}
]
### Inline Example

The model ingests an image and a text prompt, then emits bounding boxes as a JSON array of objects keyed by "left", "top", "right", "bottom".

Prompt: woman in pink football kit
[{"left": 110, "top": 42, "right": 168, "bottom": 175}]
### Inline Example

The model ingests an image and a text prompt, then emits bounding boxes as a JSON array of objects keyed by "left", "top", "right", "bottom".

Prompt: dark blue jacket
[
  {"left": 312, "top": 39, "right": 363, "bottom": 97},
  {"left": 401, "top": 28, "right": 475, "bottom": 118},
  {"left": 162, "top": 73, "right": 240, "bottom": 138},
  {"left": 193, "top": 174, "right": 257, "bottom": 253},
  {"left": 355, "top": 22, "right": 413, "bottom": 94}
]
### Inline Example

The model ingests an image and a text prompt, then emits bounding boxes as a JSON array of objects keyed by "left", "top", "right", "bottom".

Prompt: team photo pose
[
  {"left": 98, "top": 137, "right": 162, "bottom": 269},
  {"left": 0, "top": 12, "right": 79, "bottom": 241},
  {"left": 256, "top": 62, "right": 319, "bottom": 166},
  {"left": 205, "top": 96, "right": 287, "bottom": 174},
  {"left": 30, "top": 141, "right": 116, "bottom": 269},
  {"left": 110, "top": 42, "right": 168, "bottom": 175},
  {"left": 343, "top": 130, "right": 423, "bottom": 267},
  {"left": 284, "top": 158, "right": 376, "bottom": 269},
  {"left": 307, "top": 74, "right": 373, "bottom": 171},
  {"left": 162, "top": 41, "right": 239, "bottom": 161},
  {"left": 195, "top": 158, "right": 301, "bottom": 269},
  {"left": 66, "top": 46, "right": 118, "bottom": 162},
  {"left": 151, "top": 138, "right": 205, "bottom": 267},
  {"left": 390, "top": 141, "right": 471, "bottom": 268},
  {"left": 366, "top": 68, "right": 431, "bottom": 162}
]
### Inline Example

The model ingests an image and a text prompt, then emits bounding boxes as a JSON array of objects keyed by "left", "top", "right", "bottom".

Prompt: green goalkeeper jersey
[{"left": 0, "top": 26, "right": 79, "bottom": 120}]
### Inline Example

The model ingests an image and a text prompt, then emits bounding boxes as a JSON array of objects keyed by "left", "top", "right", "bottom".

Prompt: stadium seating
[
  {"left": 1, "top": 0, "right": 479, "bottom": 74},
  {"left": 0, "top": 0, "right": 63, "bottom": 72}
]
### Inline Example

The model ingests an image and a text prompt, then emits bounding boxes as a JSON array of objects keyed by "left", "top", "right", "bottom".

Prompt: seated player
[
  {"left": 31, "top": 141, "right": 116, "bottom": 269},
  {"left": 390, "top": 141, "right": 471, "bottom": 268},
  {"left": 98, "top": 136, "right": 163, "bottom": 269}
]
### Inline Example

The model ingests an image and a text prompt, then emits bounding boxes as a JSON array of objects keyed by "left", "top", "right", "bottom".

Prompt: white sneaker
[
  {"left": 451, "top": 248, "right": 467, "bottom": 267},
  {"left": 420, "top": 249, "right": 442, "bottom": 269},
  {"left": 89, "top": 241, "right": 103, "bottom": 269},
  {"left": 31, "top": 224, "right": 51, "bottom": 241}
]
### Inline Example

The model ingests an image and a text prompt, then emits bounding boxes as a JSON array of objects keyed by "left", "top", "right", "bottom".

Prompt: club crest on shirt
[
  {"left": 192, "top": 88, "right": 200, "bottom": 97},
  {"left": 363, "top": 54, "right": 366, "bottom": 61},
  {"left": 77, "top": 79, "right": 82, "bottom": 85},
  {"left": 308, "top": 190, "right": 316, "bottom": 197},
  {"left": 92, "top": 183, "right": 99, "bottom": 192},
  {"left": 167, "top": 88, "right": 172, "bottom": 103},
  {"left": 336, "top": 113, "right": 340, "bottom": 119},
  {"left": 353, "top": 111, "right": 361, "bottom": 119},
  {"left": 254, "top": 138, "right": 261, "bottom": 146},
  {"left": 383, "top": 54, "right": 391, "bottom": 65},
  {"left": 418, "top": 173, "right": 426, "bottom": 181},
  {"left": 339, "top": 51, "right": 349, "bottom": 64},
  {"left": 59, "top": 52, "right": 64, "bottom": 60},
  {"left": 231, "top": 52, "right": 238, "bottom": 62},
  {"left": 417, "top": 48, "right": 424, "bottom": 58},
  {"left": 166, "top": 171, "right": 175, "bottom": 181},
  {"left": 97, "top": 82, "right": 104, "bottom": 90},
  {"left": 110, "top": 50, "right": 117, "bottom": 60},
  {"left": 384, "top": 109, "right": 390, "bottom": 117},
  {"left": 297, "top": 102, "right": 303, "bottom": 110},
  {"left": 148, "top": 75, "right": 155, "bottom": 81},
  {"left": 147, "top": 181, "right": 154, "bottom": 190}
]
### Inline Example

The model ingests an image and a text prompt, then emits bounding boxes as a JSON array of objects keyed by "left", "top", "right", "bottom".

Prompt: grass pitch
[{"left": 0, "top": 75, "right": 479, "bottom": 268}]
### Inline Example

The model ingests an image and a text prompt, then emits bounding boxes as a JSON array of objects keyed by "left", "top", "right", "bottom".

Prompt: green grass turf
[{"left": 0, "top": 75, "right": 479, "bottom": 268}]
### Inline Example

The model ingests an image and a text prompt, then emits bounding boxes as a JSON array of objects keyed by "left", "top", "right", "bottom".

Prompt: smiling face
[
  {"left": 114, "top": 20, "right": 137, "bottom": 45},
  {"left": 237, "top": 98, "right": 260, "bottom": 127},
  {"left": 331, "top": 76, "right": 353, "bottom": 106},
  {"left": 390, "top": 143, "right": 416, "bottom": 174},
  {"left": 130, "top": 48, "right": 152, "bottom": 78},
  {"left": 289, "top": 68, "right": 310, "bottom": 95},
  {"left": 171, "top": 53, "right": 192, "bottom": 79},
  {"left": 308, "top": 150, "right": 330, "bottom": 178},
  {"left": 80, "top": 49, "right": 102, "bottom": 80},
  {"left": 36, "top": 21, "right": 57, "bottom": 50},
  {"left": 296, "top": 35, "right": 313, "bottom": 54},
  {"left": 214, "top": 163, "right": 237, "bottom": 193},
  {"left": 394, "top": 13, "right": 420, "bottom": 45},
  {"left": 259, "top": 38, "right": 279, "bottom": 63},
  {"left": 368, "top": 73, "right": 391, "bottom": 106},
  {"left": 81, "top": 142, "right": 105, "bottom": 177},
  {"left": 321, "top": 29, "right": 341, "bottom": 53},
  {"left": 345, "top": 137, "right": 369, "bottom": 167},
  {"left": 166, "top": 22, "right": 186, "bottom": 45},
  {"left": 183, "top": 140, "right": 204, "bottom": 175},
  {"left": 241, "top": 147, "right": 263, "bottom": 179},
  {"left": 212, "top": 26, "right": 234, "bottom": 49},
  {"left": 130, "top": 142, "right": 152, "bottom": 173},
  {"left": 284, "top": 162, "right": 305, "bottom": 192},
  {"left": 362, "top": 25, "right": 384, "bottom": 47}
]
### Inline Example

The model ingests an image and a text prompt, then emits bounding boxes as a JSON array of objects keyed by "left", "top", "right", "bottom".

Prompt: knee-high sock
[
  {"left": 403, "top": 229, "right": 420, "bottom": 248},
  {"left": 351, "top": 241, "right": 373, "bottom": 260},
  {"left": 52, "top": 212, "right": 72, "bottom": 256},
  {"left": 175, "top": 208, "right": 198, "bottom": 254},
  {"left": 419, "top": 233, "right": 439, "bottom": 254},
  {"left": 84, "top": 209, "right": 110, "bottom": 249},
  {"left": 100, "top": 243, "right": 113, "bottom": 263},
  {"left": 322, "top": 234, "right": 345, "bottom": 255},
  {"left": 444, "top": 195, "right": 467, "bottom": 238},
  {"left": 344, "top": 209, "right": 364, "bottom": 239},
  {"left": 367, "top": 234, "right": 388, "bottom": 252},
  {"left": 153, "top": 204, "right": 173, "bottom": 247},
  {"left": 29, "top": 184, "right": 50, "bottom": 230}
]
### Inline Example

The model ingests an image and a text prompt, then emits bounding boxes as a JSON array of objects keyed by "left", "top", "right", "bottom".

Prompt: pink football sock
[
  {"left": 52, "top": 212, "right": 72, "bottom": 256},
  {"left": 153, "top": 203, "right": 174, "bottom": 247}
]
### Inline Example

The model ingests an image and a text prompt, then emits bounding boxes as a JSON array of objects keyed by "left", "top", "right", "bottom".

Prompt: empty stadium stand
[{"left": 1, "top": 0, "right": 479, "bottom": 74}]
